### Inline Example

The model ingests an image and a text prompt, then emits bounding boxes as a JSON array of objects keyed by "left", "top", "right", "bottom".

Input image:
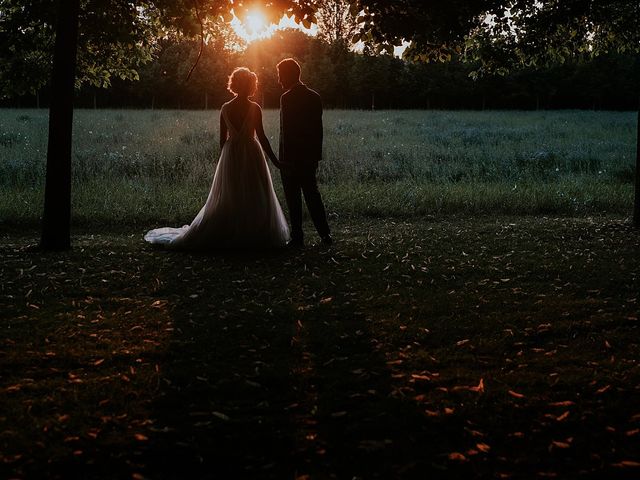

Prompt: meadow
[{"left": 0, "top": 108, "right": 636, "bottom": 225}]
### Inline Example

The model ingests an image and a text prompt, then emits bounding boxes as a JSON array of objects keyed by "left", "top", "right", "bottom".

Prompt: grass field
[{"left": 0, "top": 109, "right": 636, "bottom": 225}]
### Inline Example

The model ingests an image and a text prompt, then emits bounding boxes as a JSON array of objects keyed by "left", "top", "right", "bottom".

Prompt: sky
[{"left": 230, "top": 9, "right": 408, "bottom": 57}]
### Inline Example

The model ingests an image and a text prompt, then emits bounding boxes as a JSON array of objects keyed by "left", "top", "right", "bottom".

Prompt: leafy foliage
[
  {"left": 1, "top": 0, "right": 163, "bottom": 95},
  {"left": 2, "top": 0, "right": 637, "bottom": 97},
  {"left": 0, "top": 0, "right": 319, "bottom": 97},
  {"left": 315, "top": 0, "right": 359, "bottom": 45},
  {"left": 465, "top": 0, "right": 640, "bottom": 76},
  {"left": 0, "top": 0, "right": 55, "bottom": 97},
  {"left": 348, "top": 0, "right": 640, "bottom": 76},
  {"left": 354, "top": 0, "right": 501, "bottom": 60}
]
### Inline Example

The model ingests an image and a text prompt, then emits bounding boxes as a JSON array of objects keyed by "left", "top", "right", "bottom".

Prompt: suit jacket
[{"left": 279, "top": 83, "right": 323, "bottom": 171}]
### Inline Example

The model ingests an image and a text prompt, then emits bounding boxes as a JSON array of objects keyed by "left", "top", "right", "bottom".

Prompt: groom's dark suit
[{"left": 279, "top": 83, "right": 330, "bottom": 243}]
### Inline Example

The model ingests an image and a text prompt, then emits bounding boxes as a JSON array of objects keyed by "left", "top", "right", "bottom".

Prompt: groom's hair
[{"left": 276, "top": 58, "right": 301, "bottom": 82}]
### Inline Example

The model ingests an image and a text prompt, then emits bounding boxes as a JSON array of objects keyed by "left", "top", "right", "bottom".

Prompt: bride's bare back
[{"left": 220, "top": 98, "right": 280, "bottom": 167}]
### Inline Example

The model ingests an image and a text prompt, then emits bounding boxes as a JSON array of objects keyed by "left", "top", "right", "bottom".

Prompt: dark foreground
[{"left": 1, "top": 217, "right": 639, "bottom": 479}]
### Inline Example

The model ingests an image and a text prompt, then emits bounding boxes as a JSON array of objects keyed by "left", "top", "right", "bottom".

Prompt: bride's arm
[
  {"left": 255, "top": 105, "right": 281, "bottom": 168},
  {"left": 219, "top": 108, "right": 228, "bottom": 150}
]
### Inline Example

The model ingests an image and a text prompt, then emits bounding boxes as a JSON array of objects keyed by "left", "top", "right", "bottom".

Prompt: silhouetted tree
[{"left": 40, "top": 0, "right": 79, "bottom": 249}]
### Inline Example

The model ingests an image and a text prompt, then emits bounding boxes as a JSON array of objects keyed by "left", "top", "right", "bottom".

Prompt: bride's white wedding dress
[{"left": 144, "top": 106, "right": 290, "bottom": 249}]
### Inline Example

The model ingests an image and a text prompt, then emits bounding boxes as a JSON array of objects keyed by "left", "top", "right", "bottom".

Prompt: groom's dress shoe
[{"left": 320, "top": 234, "right": 333, "bottom": 246}]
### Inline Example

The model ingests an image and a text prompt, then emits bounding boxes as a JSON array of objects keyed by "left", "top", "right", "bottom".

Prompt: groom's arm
[
  {"left": 279, "top": 93, "right": 298, "bottom": 168},
  {"left": 315, "top": 94, "right": 323, "bottom": 161}
]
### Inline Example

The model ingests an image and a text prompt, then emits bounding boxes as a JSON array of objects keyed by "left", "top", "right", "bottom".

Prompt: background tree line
[{"left": 4, "top": 29, "right": 639, "bottom": 111}]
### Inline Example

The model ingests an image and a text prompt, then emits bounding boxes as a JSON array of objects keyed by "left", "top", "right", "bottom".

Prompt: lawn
[
  {"left": 0, "top": 109, "right": 636, "bottom": 225},
  {"left": 1, "top": 216, "right": 639, "bottom": 478}
]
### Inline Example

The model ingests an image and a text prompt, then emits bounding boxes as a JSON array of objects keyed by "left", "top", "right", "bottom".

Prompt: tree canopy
[
  {"left": 2, "top": 0, "right": 639, "bottom": 99},
  {"left": 0, "top": 0, "right": 317, "bottom": 97},
  {"left": 341, "top": 1, "right": 636, "bottom": 70},
  {"left": 1, "top": 0, "right": 166, "bottom": 96},
  {"left": 465, "top": 0, "right": 640, "bottom": 76}
]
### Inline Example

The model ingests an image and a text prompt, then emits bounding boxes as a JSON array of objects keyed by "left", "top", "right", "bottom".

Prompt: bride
[{"left": 144, "top": 67, "right": 290, "bottom": 249}]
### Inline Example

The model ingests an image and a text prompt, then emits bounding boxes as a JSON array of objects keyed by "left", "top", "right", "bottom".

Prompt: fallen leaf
[
  {"left": 448, "top": 452, "right": 467, "bottom": 462},
  {"left": 470, "top": 378, "right": 485, "bottom": 393},
  {"left": 612, "top": 461, "right": 640, "bottom": 468},
  {"left": 476, "top": 443, "right": 491, "bottom": 453}
]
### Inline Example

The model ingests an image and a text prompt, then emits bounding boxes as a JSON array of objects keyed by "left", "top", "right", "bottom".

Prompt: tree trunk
[
  {"left": 40, "top": 0, "right": 80, "bottom": 250},
  {"left": 634, "top": 109, "right": 639, "bottom": 228}
]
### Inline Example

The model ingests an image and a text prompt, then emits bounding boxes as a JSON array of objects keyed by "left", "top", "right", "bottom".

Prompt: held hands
[
  {"left": 278, "top": 161, "right": 294, "bottom": 172},
  {"left": 269, "top": 154, "right": 282, "bottom": 169},
  {"left": 270, "top": 154, "right": 292, "bottom": 172}
]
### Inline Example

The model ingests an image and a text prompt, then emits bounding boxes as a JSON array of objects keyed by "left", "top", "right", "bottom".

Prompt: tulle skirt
[{"left": 144, "top": 136, "right": 290, "bottom": 250}]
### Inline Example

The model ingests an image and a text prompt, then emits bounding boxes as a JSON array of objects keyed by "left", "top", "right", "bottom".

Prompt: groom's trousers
[{"left": 281, "top": 167, "right": 330, "bottom": 243}]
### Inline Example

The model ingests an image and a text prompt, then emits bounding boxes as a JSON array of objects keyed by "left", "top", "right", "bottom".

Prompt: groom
[{"left": 276, "top": 58, "right": 332, "bottom": 247}]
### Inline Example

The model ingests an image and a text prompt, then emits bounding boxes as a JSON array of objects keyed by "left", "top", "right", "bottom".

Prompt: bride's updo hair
[{"left": 227, "top": 67, "right": 258, "bottom": 97}]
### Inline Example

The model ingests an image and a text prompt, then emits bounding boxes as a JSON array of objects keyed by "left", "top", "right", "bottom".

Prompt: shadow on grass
[
  {"left": 133, "top": 246, "right": 471, "bottom": 479},
  {"left": 3, "top": 219, "right": 639, "bottom": 479}
]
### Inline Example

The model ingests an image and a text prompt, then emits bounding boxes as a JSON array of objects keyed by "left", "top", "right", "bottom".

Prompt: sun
[
  {"left": 230, "top": 8, "right": 317, "bottom": 44},
  {"left": 246, "top": 11, "right": 267, "bottom": 33},
  {"left": 231, "top": 9, "right": 273, "bottom": 43}
]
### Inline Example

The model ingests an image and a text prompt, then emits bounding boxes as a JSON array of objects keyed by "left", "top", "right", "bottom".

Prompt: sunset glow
[{"left": 230, "top": 9, "right": 317, "bottom": 43}]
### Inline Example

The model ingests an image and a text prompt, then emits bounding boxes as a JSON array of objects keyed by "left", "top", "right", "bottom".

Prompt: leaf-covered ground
[{"left": 1, "top": 216, "right": 639, "bottom": 479}]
